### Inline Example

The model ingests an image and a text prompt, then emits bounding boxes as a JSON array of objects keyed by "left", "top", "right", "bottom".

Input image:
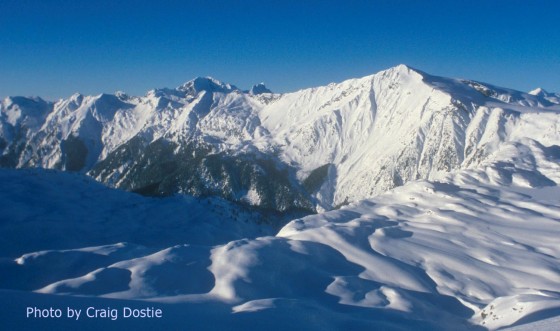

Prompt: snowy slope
[
  {"left": 0, "top": 168, "right": 279, "bottom": 259},
  {"left": 2, "top": 121, "right": 560, "bottom": 329},
  {"left": 259, "top": 65, "right": 560, "bottom": 209},
  {"left": 1, "top": 142, "right": 559, "bottom": 330}
]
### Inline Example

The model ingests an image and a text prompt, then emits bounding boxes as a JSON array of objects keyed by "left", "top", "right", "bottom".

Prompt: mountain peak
[
  {"left": 177, "top": 77, "right": 238, "bottom": 95},
  {"left": 66, "top": 93, "right": 84, "bottom": 105},
  {"left": 529, "top": 87, "right": 546, "bottom": 96},
  {"left": 527, "top": 87, "right": 560, "bottom": 105},
  {"left": 394, "top": 63, "right": 412, "bottom": 70},
  {"left": 115, "top": 91, "right": 129, "bottom": 99},
  {"left": 390, "top": 64, "right": 418, "bottom": 73},
  {"left": 249, "top": 83, "right": 272, "bottom": 95},
  {"left": 377, "top": 64, "right": 426, "bottom": 80},
  {"left": 2, "top": 96, "right": 48, "bottom": 109}
]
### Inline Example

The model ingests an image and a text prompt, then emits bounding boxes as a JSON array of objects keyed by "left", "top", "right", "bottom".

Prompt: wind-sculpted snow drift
[{"left": 1, "top": 65, "right": 560, "bottom": 330}]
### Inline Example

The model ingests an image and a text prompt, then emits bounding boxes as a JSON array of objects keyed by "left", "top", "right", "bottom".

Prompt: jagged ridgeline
[
  {"left": 89, "top": 137, "right": 315, "bottom": 213},
  {"left": 2, "top": 65, "right": 559, "bottom": 213},
  {"left": 0, "top": 77, "right": 326, "bottom": 213}
]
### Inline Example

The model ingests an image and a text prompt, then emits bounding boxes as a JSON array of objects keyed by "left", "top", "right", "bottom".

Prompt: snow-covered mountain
[
  {"left": 529, "top": 87, "right": 560, "bottom": 105},
  {"left": 2, "top": 65, "right": 558, "bottom": 212},
  {"left": 1, "top": 65, "right": 560, "bottom": 330}
]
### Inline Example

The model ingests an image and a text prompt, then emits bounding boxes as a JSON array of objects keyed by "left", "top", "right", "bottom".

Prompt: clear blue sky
[{"left": 1, "top": 0, "right": 559, "bottom": 100}]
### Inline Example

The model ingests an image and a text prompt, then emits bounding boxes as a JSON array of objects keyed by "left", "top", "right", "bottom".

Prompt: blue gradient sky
[{"left": 1, "top": 0, "right": 559, "bottom": 100}]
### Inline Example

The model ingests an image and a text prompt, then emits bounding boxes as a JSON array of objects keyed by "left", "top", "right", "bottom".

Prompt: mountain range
[
  {"left": 2, "top": 64, "right": 558, "bottom": 212},
  {"left": 1, "top": 65, "right": 559, "bottom": 330}
]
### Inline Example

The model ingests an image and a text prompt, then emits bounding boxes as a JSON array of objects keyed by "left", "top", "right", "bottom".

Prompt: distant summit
[
  {"left": 249, "top": 83, "right": 272, "bottom": 95},
  {"left": 529, "top": 87, "right": 547, "bottom": 96},
  {"left": 528, "top": 87, "right": 560, "bottom": 105},
  {"left": 177, "top": 77, "right": 238, "bottom": 95}
]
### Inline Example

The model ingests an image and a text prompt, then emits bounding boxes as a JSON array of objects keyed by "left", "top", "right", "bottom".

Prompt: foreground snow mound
[
  {"left": 278, "top": 181, "right": 560, "bottom": 329},
  {"left": 2, "top": 147, "right": 559, "bottom": 330}
]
